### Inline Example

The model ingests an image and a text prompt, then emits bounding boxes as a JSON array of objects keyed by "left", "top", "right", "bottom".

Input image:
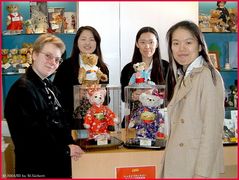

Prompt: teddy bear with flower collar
[
  {"left": 128, "top": 89, "right": 165, "bottom": 139},
  {"left": 83, "top": 88, "right": 118, "bottom": 139}
]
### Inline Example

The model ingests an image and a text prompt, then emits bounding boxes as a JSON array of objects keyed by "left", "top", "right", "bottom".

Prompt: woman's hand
[{"left": 68, "top": 144, "right": 84, "bottom": 161}]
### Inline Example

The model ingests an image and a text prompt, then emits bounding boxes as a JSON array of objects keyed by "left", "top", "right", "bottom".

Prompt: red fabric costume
[
  {"left": 7, "top": 13, "right": 23, "bottom": 30},
  {"left": 84, "top": 104, "right": 116, "bottom": 138}
]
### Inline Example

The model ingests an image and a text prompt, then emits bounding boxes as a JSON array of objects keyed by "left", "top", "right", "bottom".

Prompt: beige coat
[{"left": 160, "top": 65, "right": 225, "bottom": 178}]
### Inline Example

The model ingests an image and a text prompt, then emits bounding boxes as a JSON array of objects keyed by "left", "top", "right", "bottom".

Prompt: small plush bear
[
  {"left": 129, "top": 90, "right": 165, "bottom": 140},
  {"left": 78, "top": 53, "right": 108, "bottom": 85},
  {"left": 83, "top": 88, "right": 118, "bottom": 139},
  {"left": 129, "top": 62, "right": 150, "bottom": 85},
  {"left": 2, "top": 49, "right": 9, "bottom": 64},
  {"left": 6, "top": 4, "right": 23, "bottom": 33}
]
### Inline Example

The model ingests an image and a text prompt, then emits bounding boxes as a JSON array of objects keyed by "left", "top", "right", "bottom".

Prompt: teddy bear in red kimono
[
  {"left": 128, "top": 89, "right": 165, "bottom": 140},
  {"left": 6, "top": 4, "right": 23, "bottom": 33},
  {"left": 83, "top": 88, "right": 118, "bottom": 139}
]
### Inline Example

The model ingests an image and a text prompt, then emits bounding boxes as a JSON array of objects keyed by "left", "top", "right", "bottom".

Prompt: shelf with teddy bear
[
  {"left": 2, "top": 43, "right": 33, "bottom": 74},
  {"left": 3, "top": 2, "right": 77, "bottom": 35}
]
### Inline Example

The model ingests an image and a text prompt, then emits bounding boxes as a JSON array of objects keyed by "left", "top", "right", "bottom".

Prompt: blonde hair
[{"left": 32, "top": 34, "right": 65, "bottom": 54}]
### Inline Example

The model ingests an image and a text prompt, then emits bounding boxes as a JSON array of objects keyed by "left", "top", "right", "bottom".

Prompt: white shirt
[{"left": 178, "top": 55, "right": 204, "bottom": 78}]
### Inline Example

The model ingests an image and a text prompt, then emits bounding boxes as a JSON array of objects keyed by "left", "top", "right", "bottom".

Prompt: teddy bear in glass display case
[
  {"left": 124, "top": 85, "right": 167, "bottom": 149},
  {"left": 73, "top": 85, "right": 123, "bottom": 150}
]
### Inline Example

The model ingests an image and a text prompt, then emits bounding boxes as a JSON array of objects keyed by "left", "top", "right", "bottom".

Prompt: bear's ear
[
  {"left": 98, "top": 88, "right": 106, "bottom": 97},
  {"left": 139, "top": 92, "right": 146, "bottom": 102}
]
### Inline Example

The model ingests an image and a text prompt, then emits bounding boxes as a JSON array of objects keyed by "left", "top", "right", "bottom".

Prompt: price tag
[
  {"left": 18, "top": 69, "right": 26, "bottom": 74},
  {"left": 140, "top": 139, "right": 152, "bottom": 146},
  {"left": 97, "top": 138, "right": 108, "bottom": 145}
]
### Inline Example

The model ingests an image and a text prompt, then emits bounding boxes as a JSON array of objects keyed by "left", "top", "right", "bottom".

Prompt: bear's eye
[{"left": 94, "top": 96, "right": 97, "bottom": 98}]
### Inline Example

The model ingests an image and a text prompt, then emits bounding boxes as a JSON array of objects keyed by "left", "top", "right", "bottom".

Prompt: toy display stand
[
  {"left": 73, "top": 84, "right": 123, "bottom": 151},
  {"left": 123, "top": 138, "right": 166, "bottom": 150},
  {"left": 123, "top": 83, "right": 167, "bottom": 149},
  {"left": 75, "top": 136, "right": 124, "bottom": 151}
]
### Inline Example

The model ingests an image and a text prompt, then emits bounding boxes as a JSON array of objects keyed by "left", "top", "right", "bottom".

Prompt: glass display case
[
  {"left": 123, "top": 84, "right": 167, "bottom": 149},
  {"left": 73, "top": 84, "right": 123, "bottom": 150}
]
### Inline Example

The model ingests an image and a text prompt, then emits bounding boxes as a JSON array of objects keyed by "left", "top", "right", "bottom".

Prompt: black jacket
[{"left": 4, "top": 66, "right": 74, "bottom": 178}]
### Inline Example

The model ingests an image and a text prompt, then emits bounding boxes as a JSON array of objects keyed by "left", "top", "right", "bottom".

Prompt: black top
[
  {"left": 53, "top": 58, "right": 109, "bottom": 129},
  {"left": 4, "top": 66, "right": 74, "bottom": 178},
  {"left": 120, "top": 59, "right": 169, "bottom": 102}
]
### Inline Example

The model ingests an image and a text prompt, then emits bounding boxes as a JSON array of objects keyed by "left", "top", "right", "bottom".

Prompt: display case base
[
  {"left": 76, "top": 136, "right": 124, "bottom": 151},
  {"left": 124, "top": 138, "right": 166, "bottom": 150}
]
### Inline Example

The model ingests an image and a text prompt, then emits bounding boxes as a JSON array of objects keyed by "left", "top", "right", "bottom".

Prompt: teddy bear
[
  {"left": 19, "top": 48, "right": 28, "bottom": 64},
  {"left": 9, "top": 48, "right": 19, "bottom": 65},
  {"left": 228, "top": 13, "right": 237, "bottom": 32},
  {"left": 209, "top": 9, "right": 229, "bottom": 32},
  {"left": 6, "top": 4, "right": 24, "bottom": 34},
  {"left": 78, "top": 53, "right": 108, "bottom": 85},
  {"left": 128, "top": 89, "right": 165, "bottom": 140},
  {"left": 2, "top": 49, "right": 9, "bottom": 64},
  {"left": 31, "top": 10, "right": 48, "bottom": 33},
  {"left": 24, "top": 19, "right": 34, "bottom": 34},
  {"left": 129, "top": 62, "right": 150, "bottom": 85},
  {"left": 83, "top": 88, "right": 118, "bottom": 140}
]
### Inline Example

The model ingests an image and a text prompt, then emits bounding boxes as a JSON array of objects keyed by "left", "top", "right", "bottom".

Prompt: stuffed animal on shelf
[
  {"left": 209, "top": 9, "right": 229, "bottom": 32},
  {"left": 2, "top": 49, "right": 9, "bottom": 64},
  {"left": 78, "top": 53, "right": 108, "bottom": 85},
  {"left": 83, "top": 88, "right": 118, "bottom": 139},
  {"left": 228, "top": 13, "right": 237, "bottom": 32},
  {"left": 6, "top": 4, "right": 23, "bottom": 34},
  {"left": 31, "top": 10, "right": 48, "bottom": 33},
  {"left": 24, "top": 19, "right": 34, "bottom": 34},
  {"left": 128, "top": 89, "right": 165, "bottom": 140},
  {"left": 9, "top": 48, "right": 19, "bottom": 65},
  {"left": 129, "top": 62, "right": 150, "bottom": 85}
]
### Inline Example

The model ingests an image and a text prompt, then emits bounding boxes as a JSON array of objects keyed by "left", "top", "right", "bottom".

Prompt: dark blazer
[
  {"left": 4, "top": 67, "right": 74, "bottom": 178},
  {"left": 53, "top": 58, "right": 109, "bottom": 129},
  {"left": 120, "top": 59, "right": 169, "bottom": 102}
]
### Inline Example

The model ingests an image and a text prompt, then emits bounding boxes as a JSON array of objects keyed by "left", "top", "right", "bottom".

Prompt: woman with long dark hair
[{"left": 53, "top": 26, "right": 109, "bottom": 129}]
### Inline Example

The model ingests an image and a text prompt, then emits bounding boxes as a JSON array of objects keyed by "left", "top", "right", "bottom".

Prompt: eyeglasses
[{"left": 40, "top": 51, "right": 63, "bottom": 64}]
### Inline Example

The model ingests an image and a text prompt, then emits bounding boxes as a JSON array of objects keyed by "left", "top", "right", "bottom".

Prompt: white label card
[
  {"left": 97, "top": 138, "right": 108, "bottom": 145},
  {"left": 140, "top": 139, "right": 152, "bottom": 146}
]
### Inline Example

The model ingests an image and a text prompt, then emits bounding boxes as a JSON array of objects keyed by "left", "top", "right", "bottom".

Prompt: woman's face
[
  {"left": 136, "top": 32, "right": 158, "bottom": 59},
  {"left": 171, "top": 28, "right": 201, "bottom": 66},
  {"left": 32, "top": 43, "right": 62, "bottom": 79},
  {"left": 77, "top": 30, "right": 97, "bottom": 54}
]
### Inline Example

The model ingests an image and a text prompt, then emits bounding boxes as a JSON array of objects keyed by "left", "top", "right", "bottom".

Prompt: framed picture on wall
[
  {"left": 199, "top": 2, "right": 238, "bottom": 32},
  {"left": 208, "top": 51, "right": 220, "bottom": 70}
]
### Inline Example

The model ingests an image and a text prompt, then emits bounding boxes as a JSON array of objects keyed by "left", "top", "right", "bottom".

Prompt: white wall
[
  {"left": 78, "top": 2, "right": 120, "bottom": 85},
  {"left": 77, "top": 2, "right": 198, "bottom": 85}
]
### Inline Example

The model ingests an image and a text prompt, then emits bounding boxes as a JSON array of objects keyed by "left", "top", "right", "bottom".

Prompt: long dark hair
[
  {"left": 166, "top": 20, "right": 217, "bottom": 102},
  {"left": 70, "top": 26, "right": 108, "bottom": 78},
  {"left": 131, "top": 26, "right": 165, "bottom": 84}
]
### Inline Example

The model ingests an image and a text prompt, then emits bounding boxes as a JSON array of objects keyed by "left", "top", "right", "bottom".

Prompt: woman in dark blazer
[{"left": 4, "top": 34, "right": 83, "bottom": 178}]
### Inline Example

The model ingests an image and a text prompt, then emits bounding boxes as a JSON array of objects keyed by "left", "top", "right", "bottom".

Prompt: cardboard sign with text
[{"left": 116, "top": 165, "right": 156, "bottom": 178}]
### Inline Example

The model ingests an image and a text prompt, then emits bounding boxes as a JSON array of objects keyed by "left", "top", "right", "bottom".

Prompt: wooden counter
[{"left": 72, "top": 131, "right": 238, "bottom": 178}]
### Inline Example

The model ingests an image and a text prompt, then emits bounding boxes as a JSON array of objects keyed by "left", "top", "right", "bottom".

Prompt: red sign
[{"left": 116, "top": 165, "right": 156, "bottom": 179}]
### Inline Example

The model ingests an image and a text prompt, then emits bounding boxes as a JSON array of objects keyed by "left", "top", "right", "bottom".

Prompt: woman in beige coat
[{"left": 160, "top": 21, "right": 225, "bottom": 178}]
